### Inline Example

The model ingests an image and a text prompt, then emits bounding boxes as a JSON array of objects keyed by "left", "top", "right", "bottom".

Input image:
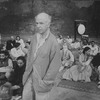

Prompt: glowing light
[{"left": 78, "top": 24, "right": 85, "bottom": 35}]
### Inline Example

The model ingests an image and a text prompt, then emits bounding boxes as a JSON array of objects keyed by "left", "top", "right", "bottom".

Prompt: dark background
[{"left": 0, "top": 0, "right": 100, "bottom": 38}]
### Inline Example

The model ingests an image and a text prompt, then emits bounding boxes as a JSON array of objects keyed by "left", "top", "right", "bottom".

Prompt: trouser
[
  {"left": 35, "top": 92, "right": 49, "bottom": 100},
  {"left": 22, "top": 78, "right": 35, "bottom": 100},
  {"left": 22, "top": 77, "right": 49, "bottom": 100}
]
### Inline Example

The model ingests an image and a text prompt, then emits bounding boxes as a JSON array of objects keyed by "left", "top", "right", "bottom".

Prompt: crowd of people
[
  {"left": 57, "top": 35, "right": 100, "bottom": 84},
  {"left": 0, "top": 12, "right": 61, "bottom": 100},
  {"left": 0, "top": 35, "right": 29, "bottom": 100},
  {"left": 0, "top": 12, "right": 100, "bottom": 100}
]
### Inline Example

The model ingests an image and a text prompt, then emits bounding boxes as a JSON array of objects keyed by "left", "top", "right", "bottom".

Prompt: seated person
[
  {"left": 62, "top": 44, "right": 74, "bottom": 68},
  {"left": 0, "top": 50, "right": 13, "bottom": 86},
  {"left": 59, "top": 44, "right": 74, "bottom": 80},
  {"left": 69, "top": 47, "right": 93, "bottom": 82},
  {"left": 11, "top": 56, "right": 26, "bottom": 96},
  {"left": 15, "top": 36, "right": 25, "bottom": 49},
  {"left": 91, "top": 53, "right": 100, "bottom": 88}
]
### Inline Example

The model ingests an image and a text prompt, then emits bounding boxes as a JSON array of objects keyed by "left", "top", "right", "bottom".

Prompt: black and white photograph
[{"left": 0, "top": 0, "right": 100, "bottom": 100}]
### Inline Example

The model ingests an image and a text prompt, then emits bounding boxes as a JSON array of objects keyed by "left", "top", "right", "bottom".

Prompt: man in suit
[{"left": 22, "top": 12, "right": 61, "bottom": 100}]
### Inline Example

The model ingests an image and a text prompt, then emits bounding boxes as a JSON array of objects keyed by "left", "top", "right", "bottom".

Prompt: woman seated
[
  {"left": 70, "top": 47, "right": 93, "bottom": 82},
  {"left": 11, "top": 56, "right": 26, "bottom": 96}
]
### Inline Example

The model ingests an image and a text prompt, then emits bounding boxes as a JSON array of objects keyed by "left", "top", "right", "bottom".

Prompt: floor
[
  {"left": 49, "top": 80, "right": 100, "bottom": 100},
  {"left": 50, "top": 87, "right": 100, "bottom": 100}
]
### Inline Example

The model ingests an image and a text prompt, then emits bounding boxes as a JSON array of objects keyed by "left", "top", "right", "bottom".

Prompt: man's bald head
[
  {"left": 35, "top": 12, "right": 51, "bottom": 24},
  {"left": 35, "top": 12, "right": 52, "bottom": 34}
]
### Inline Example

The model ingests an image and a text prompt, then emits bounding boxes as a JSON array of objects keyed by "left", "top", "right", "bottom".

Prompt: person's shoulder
[
  {"left": 30, "top": 34, "right": 36, "bottom": 40},
  {"left": 50, "top": 32, "right": 56, "bottom": 38},
  {"left": 49, "top": 33, "right": 58, "bottom": 44}
]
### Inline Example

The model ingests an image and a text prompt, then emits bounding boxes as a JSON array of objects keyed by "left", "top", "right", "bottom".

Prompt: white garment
[
  {"left": 10, "top": 47, "right": 25, "bottom": 58},
  {"left": 90, "top": 45, "right": 99, "bottom": 56},
  {"left": 16, "top": 39, "right": 25, "bottom": 48},
  {"left": 61, "top": 47, "right": 74, "bottom": 79},
  {"left": 71, "top": 42, "right": 81, "bottom": 49},
  {"left": 66, "top": 38, "right": 73, "bottom": 44},
  {"left": 62, "top": 48, "right": 74, "bottom": 66},
  {"left": 57, "top": 38, "right": 63, "bottom": 44}
]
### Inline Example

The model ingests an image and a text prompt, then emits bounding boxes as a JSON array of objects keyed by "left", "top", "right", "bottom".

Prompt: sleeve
[
  {"left": 79, "top": 54, "right": 84, "bottom": 64},
  {"left": 43, "top": 40, "right": 61, "bottom": 82}
]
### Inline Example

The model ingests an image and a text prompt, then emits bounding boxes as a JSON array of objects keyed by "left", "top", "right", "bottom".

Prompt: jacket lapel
[{"left": 34, "top": 32, "right": 51, "bottom": 61}]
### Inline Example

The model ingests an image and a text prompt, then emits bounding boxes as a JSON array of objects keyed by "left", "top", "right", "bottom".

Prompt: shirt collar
[{"left": 37, "top": 28, "right": 50, "bottom": 42}]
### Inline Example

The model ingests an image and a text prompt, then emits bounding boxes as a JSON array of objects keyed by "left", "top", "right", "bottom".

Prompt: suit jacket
[{"left": 23, "top": 32, "right": 61, "bottom": 92}]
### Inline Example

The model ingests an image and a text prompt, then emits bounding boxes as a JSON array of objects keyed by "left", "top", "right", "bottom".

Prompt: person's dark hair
[
  {"left": 83, "top": 47, "right": 90, "bottom": 54},
  {"left": 0, "top": 44, "right": 4, "bottom": 50},
  {"left": 0, "top": 50, "right": 6, "bottom": 55},
  {"left": 16, "top": 36, "right": 20, "bottom": 40},
  {"left": 82, "top": 39, "right": 88, "bottom": 45},
  {"left": 16, "top": 56, "right": 26, "bottom": 65}
]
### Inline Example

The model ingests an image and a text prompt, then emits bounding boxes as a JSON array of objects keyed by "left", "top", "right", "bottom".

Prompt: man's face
[
  {"left": 0, "top": 53, "right": 5, "bottom": 60},
  {"left": 35, "top": 16, "right": 50, "bottom": 35}
]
